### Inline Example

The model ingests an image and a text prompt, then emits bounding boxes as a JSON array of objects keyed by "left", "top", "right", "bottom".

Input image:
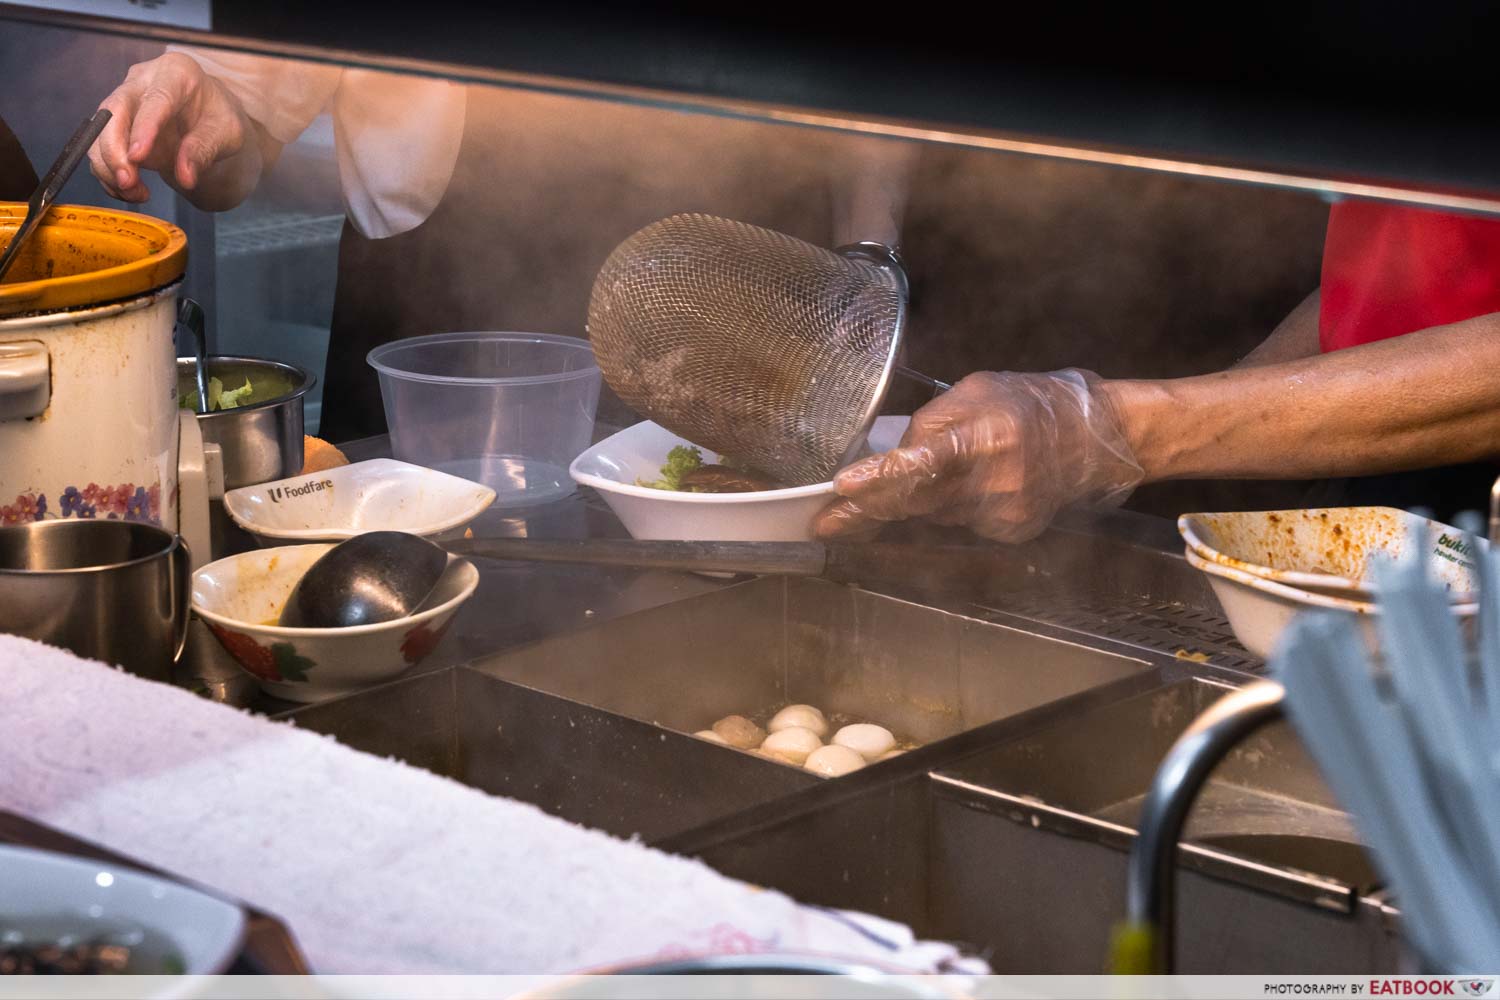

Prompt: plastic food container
[
  {"left": 369, "top": 332, "right": 601, "bottom": 508},
  {"left": 570, "top": 416, "right": 908, "bottom": 542}
]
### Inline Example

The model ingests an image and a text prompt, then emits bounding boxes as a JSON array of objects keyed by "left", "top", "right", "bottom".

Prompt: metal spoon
[
  {"left": 0, "top": 109, "right": 112, "bottom": 284},
  {"left": 278, "top": 531, "right": 450, "bottom": 629}
]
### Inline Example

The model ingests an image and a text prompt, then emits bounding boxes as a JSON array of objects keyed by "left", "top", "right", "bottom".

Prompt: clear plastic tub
[{"left": 369, "top": 332, "right": 601, "bottom": 507}]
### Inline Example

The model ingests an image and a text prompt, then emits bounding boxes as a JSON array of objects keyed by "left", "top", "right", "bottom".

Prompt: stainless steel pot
[
  {"left": 176, "top": 356, "right": 315, "bottom": 490},
  {"left": 0, "top": 520, "right": 190, "bottom": 682}
]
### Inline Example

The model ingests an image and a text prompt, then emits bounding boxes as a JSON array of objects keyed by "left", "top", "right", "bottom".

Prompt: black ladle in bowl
[{"left": 278, "top": 531, "right": 450, "bottom": 628}]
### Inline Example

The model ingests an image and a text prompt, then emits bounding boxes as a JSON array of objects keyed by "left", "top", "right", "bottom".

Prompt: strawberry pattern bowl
[{"left": 190, "top": 543, "right": 478, "bottom": 702}]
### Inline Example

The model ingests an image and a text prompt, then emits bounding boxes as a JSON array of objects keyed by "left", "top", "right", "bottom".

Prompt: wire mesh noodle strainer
[{"left": 587, "top": 214, "right": 913, "bottom": 486}]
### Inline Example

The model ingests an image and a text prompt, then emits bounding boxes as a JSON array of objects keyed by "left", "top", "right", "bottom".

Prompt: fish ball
[
  {"left": 760, "top": 726, "right": 822, "bottom": 765},
  {"left": 712, "top": 715, "right": 765, "bottom": 749},
  {"left": 833, "top": 723, "right": 895, "bottom": 762},
  {"left": 804, "top": 744, "right": 866, "bottom": 777},
  {"left": 694, "top": 730, "right": 728, "bottom": 745},
  {"left": 768, "top": 704, "right": 829, "bottom": 738}
]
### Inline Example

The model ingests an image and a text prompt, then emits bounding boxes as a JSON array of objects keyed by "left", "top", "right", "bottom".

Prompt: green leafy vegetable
[
  {"left": 217, "top": 377, "right": 254, "bottom": 409},
  {"left": 638, "top": 445, "right": 703, "bottom": 490},
  {"left": 178, "top": 376, "right": 257, "bottom": 412}
]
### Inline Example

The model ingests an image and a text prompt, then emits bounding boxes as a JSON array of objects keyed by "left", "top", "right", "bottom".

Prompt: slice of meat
[{"left": 678, "top": 465, "right": 780, "bottom": 493}]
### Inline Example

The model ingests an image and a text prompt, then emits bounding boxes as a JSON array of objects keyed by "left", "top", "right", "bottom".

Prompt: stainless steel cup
[
  {"left": 176, "top": 356, "right": 314, "bottom": 490},
  {"left": 0, "top": 520, "right": 191, "bottom": 682},
  {"left": 177, "top": 356, "right": 314, "bottom": 562}
]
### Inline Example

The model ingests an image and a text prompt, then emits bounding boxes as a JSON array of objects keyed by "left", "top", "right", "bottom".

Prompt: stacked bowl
[{"left": 1179, "top": 506, "right": 1481, "bottom": 658}]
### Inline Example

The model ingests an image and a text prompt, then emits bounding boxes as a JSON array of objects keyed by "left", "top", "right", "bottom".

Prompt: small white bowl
[
  {"left": 223, "top": 458, "right": 496, "bottom": 545},
  {"left": 191, "top": 544, "right": 479, "bottom": 702},
  {"left": 1186, "top": 546, "right": 1477, "bottom": 659},
  {"left": 0, "top": 843, "right": 246, "bottom": 983},
  {"left": 569, "top": 417, "right": 909, "bottom": 542},
  {"left": 1180, "top": 506, "right": 1482, "bottom": 600}
]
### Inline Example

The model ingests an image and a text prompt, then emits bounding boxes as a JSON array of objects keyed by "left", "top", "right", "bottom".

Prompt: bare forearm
[
  {"left": 1105, "top": 312, "right": 1500, "bottom": 481},
  {"left": 1233, "top": 289, "right": 1321, "bottom": 369}
]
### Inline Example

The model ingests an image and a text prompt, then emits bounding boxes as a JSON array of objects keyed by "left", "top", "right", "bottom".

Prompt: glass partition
[{"left": 0, "top": 17, "right": 1359, "bottom": 516}]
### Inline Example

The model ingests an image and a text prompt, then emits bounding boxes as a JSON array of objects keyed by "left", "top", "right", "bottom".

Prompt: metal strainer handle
[{"left": 838, "top": 242, "right": 950, "bottom": 398}]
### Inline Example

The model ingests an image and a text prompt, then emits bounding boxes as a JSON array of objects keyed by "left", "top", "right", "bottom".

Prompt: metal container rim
[
  {"left": 175, "top": 355, "right": 316, "bottom": 416},
  {"left": 0, "top": 519, "right": 183, "bottom": 576}
]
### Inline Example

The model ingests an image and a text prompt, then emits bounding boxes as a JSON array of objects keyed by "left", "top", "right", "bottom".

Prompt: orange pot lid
[{"left": 0, "top": 201, "right": 188, "bottom": 319}]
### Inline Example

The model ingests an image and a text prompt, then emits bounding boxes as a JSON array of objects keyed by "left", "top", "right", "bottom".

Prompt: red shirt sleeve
[{"left": 1319, "top": 201, "right": 1500, "bottom": 353}]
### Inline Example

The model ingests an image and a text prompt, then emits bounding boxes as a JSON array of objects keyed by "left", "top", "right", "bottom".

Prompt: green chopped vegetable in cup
[{"left": 179, "top": 376, "right": 256, "bottom": 412}]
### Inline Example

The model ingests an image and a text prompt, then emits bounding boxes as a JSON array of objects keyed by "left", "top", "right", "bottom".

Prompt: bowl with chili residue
[
  {"left": 1180, "top": 506, "right": 1482, "bottom": 601},
  {"left": 1184, "top": 546, "right": 1477, "bottom": 659},
  {"left": 191, "top": 543, "right": 478, "bottom": 703}
]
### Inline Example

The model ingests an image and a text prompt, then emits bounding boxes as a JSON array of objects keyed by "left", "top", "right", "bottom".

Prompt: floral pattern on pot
[
  {"left": 400, "top": 619, "right": 453, "bottom": 665},
  {"left": 1, "top": 482, "right": 162, "bottom": 527},
  {"left": 208, "top": 624, "right": 317, "bottom": 684}
]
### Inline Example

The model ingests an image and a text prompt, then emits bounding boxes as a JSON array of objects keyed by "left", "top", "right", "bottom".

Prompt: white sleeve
[
  {"left": 330, "top": 70, "right": 466, "bottom": 239},
  {"left": 165, "top": 45, "right": 342, "bottom": 145}
]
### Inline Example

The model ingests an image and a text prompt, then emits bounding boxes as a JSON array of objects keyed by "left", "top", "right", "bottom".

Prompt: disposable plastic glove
[{"left": 814, "top": 369, "right": 1144, "bottom": 543}]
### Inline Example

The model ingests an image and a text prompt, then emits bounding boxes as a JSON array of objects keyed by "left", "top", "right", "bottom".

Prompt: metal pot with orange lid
[{"left": 0, "top": 201, "right": 194, "bottom": 530}]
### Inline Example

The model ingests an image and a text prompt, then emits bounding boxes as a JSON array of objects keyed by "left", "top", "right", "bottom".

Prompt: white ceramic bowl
[
  {"left": 569, "top": 417, "right": 908, "bottom": 542},
  {"left": 1185, "top": 546, "right": 1477, "bottom": 659},
  {"left": 0, "top": 843, "right": 245, "bottom": 982},
  {"left": 223, "top": 458, "right": 496, "bottom": 545},
  {"left": 191, "top": 544, "right": 479, "bottom": 702},
  {"left": 1180, "top": 506, "right": 1482, "bottom": 600}
]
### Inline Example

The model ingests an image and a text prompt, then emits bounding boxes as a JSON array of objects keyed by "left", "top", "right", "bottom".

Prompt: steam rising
[{"left": 0, "top": 16, "right": 1330, "bottom": 516}]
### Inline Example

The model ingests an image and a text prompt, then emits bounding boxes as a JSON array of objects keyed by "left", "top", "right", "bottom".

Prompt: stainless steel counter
[
  {"left": 190, "top": 434, "right": 1400, "bottom": 971},
  {"left": 216, "top": 432, "right": 1257, "bottom": 719}
]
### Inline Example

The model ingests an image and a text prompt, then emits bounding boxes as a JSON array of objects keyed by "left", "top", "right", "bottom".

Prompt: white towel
[{"left": 0, "top": 636, "right": 985, "bottom": 975}]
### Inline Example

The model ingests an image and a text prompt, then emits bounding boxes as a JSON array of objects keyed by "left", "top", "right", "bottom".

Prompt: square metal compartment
[
  {"left": 666, "top": 677, "right": 1404, "bottom": 974},
  {"left": 467, "top": 576, "right": 1151, "bottom": 746},
  {"left": 924, "top": 676, "right": 1402, "bottom": 972},
  {"left": 284, "top": 576, "right": 1151, "bottom": 843}
]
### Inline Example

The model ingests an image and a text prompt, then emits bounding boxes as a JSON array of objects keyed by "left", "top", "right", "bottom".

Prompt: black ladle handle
[
  {"left": 178, "top": 297, "right": 210, "bottom": 414},
  {"left": 0, "top": 108, "right": 113, "bottom": 284}
]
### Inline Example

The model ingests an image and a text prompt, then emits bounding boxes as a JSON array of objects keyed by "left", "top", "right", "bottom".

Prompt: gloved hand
[{"left": 814, "top": 369, "right": 1144, "bottom": 543}]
